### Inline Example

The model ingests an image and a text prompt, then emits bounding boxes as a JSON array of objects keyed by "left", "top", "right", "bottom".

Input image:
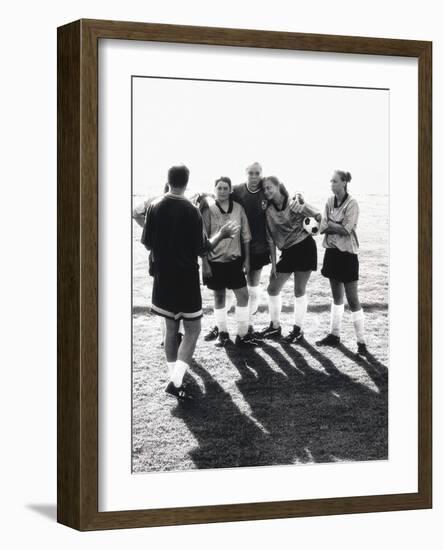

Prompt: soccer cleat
[
  {"left": 258, "top": 322, "right": 282, "bottom": 340},
  {"left": 315, "top": 333, "right": 340, "bottom": 347},
  {"left": 282, "top": 325, "right": 304, "bottom": 344},
  {"left": 165, "top": 381, "right": 195, "bottom": 401},
  {"left": 216, "top": 331, "right": 231, "bottom": 347},
  {"left": 357, "top": 342, "right": 369, "bottom": 356},
  {"left": 204, "top": 326, "right": 219, "bottom": 341},
  {"left": 235, "top": 334, "right": 260, "bottom": 347}
]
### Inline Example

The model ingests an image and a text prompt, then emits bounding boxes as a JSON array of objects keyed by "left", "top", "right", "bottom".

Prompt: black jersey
[
  {"left": 231, "top": 183, "right": 269, "bottom": 255},
  {"left": 142, "top": 193, "right": 205, "bottom": 272}
]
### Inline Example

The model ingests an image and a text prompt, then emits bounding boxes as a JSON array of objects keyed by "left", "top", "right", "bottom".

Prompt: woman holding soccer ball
[
  {"left": 316, "top": 170, "right": 368, "bottom": 355},
  {"left": 259, "top": 176, "right": 321, "bottom": 343}
]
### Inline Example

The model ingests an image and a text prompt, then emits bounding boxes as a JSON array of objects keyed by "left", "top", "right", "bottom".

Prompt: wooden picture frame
[{"left": 57, "top": 19, "right": 432, "bottom": 530}]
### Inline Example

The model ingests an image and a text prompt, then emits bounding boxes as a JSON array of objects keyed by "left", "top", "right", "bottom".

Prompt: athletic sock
[
  {"left": 330, "top": 302, "right": 344, "bottom": 337},
  {"left": 171, "top": 359, "right": 188, "bottom": 387},
  {"left": 268, "top": 294, "right": 282, "bottom": 327},
  {"left": 236, "top": 306, "right": 249, "bottom": 337},
  {"left": 214, "top": 306, "right": 228, "bottom": 332},
  {"left": 294, "top": 295, "right": 308, "bottom": 329},
  {"left": 248, "top": 285, "right": 259, "bottom": 320},
  {"left": 351, "top": 309, "right": 366, "bottom": 343},
  {"left": 167, "top": 362, "right": 176, "bottom": 377}
]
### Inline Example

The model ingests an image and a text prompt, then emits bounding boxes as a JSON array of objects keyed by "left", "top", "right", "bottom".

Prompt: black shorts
[
  {"left": 151, "top": 267, "right": 202, "bottom": 321},
  {"left": 205, "top": 258, "right": 247, "bottom": 291},
  {"left": 277, "top": 236, "right": 317, "bottom": 273},
  {"left": 249, "top": 251, "right": 271, "bottom": 271},
  {"left": 321, "top": 247, "right": 359, "bottom": 283}
]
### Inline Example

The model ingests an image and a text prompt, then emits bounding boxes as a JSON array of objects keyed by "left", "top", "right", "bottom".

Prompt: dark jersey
[
  {"left": 231, "top": 183, "right": 269, "bottom": 255},
  {"left": 141, "top": 193, "right": 205, "bottom": 272}
]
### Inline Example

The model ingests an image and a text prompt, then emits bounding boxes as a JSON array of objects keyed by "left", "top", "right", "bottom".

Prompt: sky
[{"left": 132, "top": 77, "right": 389, "bottom": 200}]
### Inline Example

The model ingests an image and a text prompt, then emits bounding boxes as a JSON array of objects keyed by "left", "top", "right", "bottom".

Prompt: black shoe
[
  {"left": 282, "top": 325, "right": 304, "bottom": 344},
  {"left": 204, "top": 326, "right": 219, "bottom": 341},
  {"left": 315, "top": 333, "right": 340, "bottom": 347},
  {"left": 165, "top": 381, "right": 195, "bottom": 401},
  {"left": 357, "top": 342, "right": 369, "bottom": 356},
  {"left": 259, "top": 322, "right": 282, "bottom": 340},
  {"left": 235, "top": 334, "right": 260, "bottom": 347},
  {"left": 216, "top": 331, "right": 231, "bottom": 347}
]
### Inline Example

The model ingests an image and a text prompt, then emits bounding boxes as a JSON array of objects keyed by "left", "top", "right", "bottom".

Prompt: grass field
[{"left": 132, "top": 194, "right": 388, "bottom": 473}]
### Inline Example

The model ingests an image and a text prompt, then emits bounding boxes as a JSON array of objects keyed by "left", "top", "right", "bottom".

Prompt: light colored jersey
[
  {"left": 201, "top": 198, "right": 251, "bottom": 262},
  {"left": 319, "top": 193, "right": 359, "bottom": 254},
  {"left": 265, "top": 198, "right": 320, "bottom": 250}
]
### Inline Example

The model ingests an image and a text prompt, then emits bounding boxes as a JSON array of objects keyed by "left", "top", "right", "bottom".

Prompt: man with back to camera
[{"left": 142, "top": 165, "right": 239, "bottom": 401}]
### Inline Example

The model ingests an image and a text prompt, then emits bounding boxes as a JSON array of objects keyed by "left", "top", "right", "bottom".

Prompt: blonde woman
[
  {"left": 316, "top": 170, "right": 368, "bottom": 355},
  {"left": 260, "top": 176, "right": 321, "bottom": 343}
]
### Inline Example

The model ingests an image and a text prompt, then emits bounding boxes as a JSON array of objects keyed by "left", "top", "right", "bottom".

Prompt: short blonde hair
[{"left": 246, "top": 162, "right": 262, "bottom": 174}]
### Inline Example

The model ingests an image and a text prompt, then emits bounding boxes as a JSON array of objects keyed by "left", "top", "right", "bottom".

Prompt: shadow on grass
[
  {"left": 172, "top": 362, "right": 273, "bottom": 469},
  {"left": 132, "top": 301, "right": 388, "bottom": 317},
  {"left": 173, "top": 340, "right": 388, "bottom": 470}
]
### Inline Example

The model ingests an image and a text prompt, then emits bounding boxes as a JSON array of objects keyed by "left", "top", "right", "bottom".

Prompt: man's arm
[
  {"left": 132, "top": 200, "right": 148, "bottom": 228},
  {"left": 194, "top": 209, "right": 239, "bottom": 257},
  {"left": 140, "top": 204, "right": 154, "bottom": 250},
  {"left": 205, "top": 221, "right": 239, "bottom": 251}
]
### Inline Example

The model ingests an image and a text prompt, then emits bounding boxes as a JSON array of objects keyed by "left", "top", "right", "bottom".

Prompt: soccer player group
[{"left": 138, "top": 162, "right": 367, "bottom": 401}]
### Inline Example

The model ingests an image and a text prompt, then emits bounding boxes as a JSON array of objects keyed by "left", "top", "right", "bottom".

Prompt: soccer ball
[{"left": 303, "top": 217, "right": 319, "bottom": 236}]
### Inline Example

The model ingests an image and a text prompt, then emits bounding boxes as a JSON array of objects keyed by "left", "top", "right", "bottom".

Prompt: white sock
[
  {"left": 268, "top": 294, "right": 281, "bottom": 327},
  {"left": 178, "top": 320, "right": 184, "bottom": 334},
  {"left": 248, "top": 285, "right": 259, "bottom": 320},
  {"left": 236, "top": 305, "right": 249, "bottom": 337},
  {"left": 294, "top": 295, "right": 308, "bottom": 328},
  {"left": 171, "top": 359, "right": 188, "bottom": 387},
  {"left": 351, "top": 309, "right": 366, "bottom": 343},
  {"left": 214, "top": 307, "right": 228, "bottom": 332},
  {"left": 167, "top": 362, "right": 175, "bottom": 377},
  {"left": 330, "top": 302, "right": 344, "bottom": 337}
]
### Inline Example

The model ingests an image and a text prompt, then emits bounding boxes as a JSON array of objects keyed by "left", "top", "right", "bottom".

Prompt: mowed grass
[{"left": 132, "top": 194, "right": 388, "bottom": 472}]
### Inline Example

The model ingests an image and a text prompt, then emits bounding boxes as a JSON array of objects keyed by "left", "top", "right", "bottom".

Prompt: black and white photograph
[{"left": 131, "top": 75, "right": 389, "bottom": 473}]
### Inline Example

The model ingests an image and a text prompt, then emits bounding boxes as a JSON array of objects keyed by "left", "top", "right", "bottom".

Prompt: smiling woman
[{"left": 201, "top": 176, "right": 254, "bottom": 347}]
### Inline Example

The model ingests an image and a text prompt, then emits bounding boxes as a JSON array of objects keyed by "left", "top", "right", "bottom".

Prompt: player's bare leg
[
  {"left": 260, "top": 271, "right": 291, "bottom": 339},
  {"left": 283, "top": 270, "right": 311, "bottom": 343},
  {"left": 247, "top": 268, "right": 262, "bottom": 331},
  {"left": 166, "top": 318, "right": 202, "bottom": 401},
  {"left": 316, "top": 278, "right": 344, "bottom": 346},
  {"left": 344, "top": 281, "right": 367, "bottom": 355}
]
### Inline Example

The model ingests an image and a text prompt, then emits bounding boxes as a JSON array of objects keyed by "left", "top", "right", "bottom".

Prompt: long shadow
[
  {"left": 295, "top": 339, "right": 388, "bottom": 394},
  {"left": 133, "top": 301, "right": 388, "bottom": 317},
  {"left": 225, "top": 340, "right": 388, "bottom": 465},
  {"left": 335, "top": 342, "right": 388, "bottom": 396},
  {"left": 171, "top": 362, "right": 277, "bottom": 469}
]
